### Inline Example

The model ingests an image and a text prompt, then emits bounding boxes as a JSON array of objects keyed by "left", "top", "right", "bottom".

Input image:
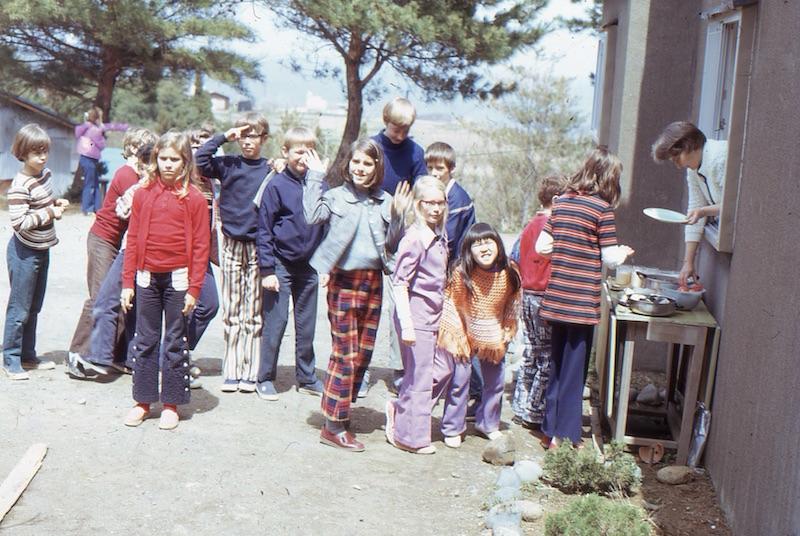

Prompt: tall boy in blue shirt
[
  {"left": 255, "top": 127, "right": 327, "bottom": 401},
  {"left": 369, "top": 97, "right": 427, "bottom": 396},
  {"left": 195, "top": 112, "right": 271, "bottom": 393}
]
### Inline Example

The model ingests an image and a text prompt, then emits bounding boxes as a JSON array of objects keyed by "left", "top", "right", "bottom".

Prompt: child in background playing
[
  {"left": 511, "top": 175, "right": 568, "bottom": 432},
  {"left": 195, "top": 112, "right": 271, "bottom": 393},
  {"left": 536, "top": 146, "right": 633, "bottom": 448},
  {"left": 3, "top": 124, "right": 69, "bottom": 380},
  {"left": 74, "top": 107, "right": 129, "bottom": 214},
  {"left": 433, "top": 223, "right": 521, "bottom": 447},
  {"left": 304, "top": 138, "right": 408, "bottom": 452},
  {"left": 385, "top": 176, "right": 449, "bottom": 455},
  {"left": 256, "top": 127, "right": 327, "bottom": 400},
  {"left": 120, "top": 132, "right": 210, "bottom": 430}
]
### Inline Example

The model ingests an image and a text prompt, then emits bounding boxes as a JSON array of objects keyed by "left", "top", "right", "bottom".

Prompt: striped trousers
[
  {"left": 321, "top": 269, "right": 382, "bottom": 421},
  {"left": 220, "top": 236, "right": 262, "bottom": 383}
]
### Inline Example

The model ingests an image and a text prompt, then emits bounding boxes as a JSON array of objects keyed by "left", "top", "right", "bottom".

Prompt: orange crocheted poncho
[{"left": 437, "top": 267, "right": 521, "bottom": 364}]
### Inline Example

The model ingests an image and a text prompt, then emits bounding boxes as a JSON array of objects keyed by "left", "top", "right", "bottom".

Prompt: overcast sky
[{"left": 231, "top": 0, "right": 598, "bottom": 124}]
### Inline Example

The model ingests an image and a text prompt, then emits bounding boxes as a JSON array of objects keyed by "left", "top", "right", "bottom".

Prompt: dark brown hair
[
  {"left": 651, "top": 121, "right": 707, "bottom": 163},
  {"left": 568, "top": 146, "right": 622, "bottom": 207},
  {"left": 340, "top": 138, "right": 385, "bottom": 191}
]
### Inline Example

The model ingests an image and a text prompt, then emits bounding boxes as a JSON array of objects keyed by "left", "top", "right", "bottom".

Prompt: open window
[{"left": 696, "top": 6, "right": 756, "bottom": 253}]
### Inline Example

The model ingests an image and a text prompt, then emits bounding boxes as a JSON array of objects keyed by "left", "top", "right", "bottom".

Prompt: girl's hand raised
[
  {"left": 391, "top": 181, "right": 412, "bottom": 217},
  {"left": 302, "top": 149, "right": 329, "bottom": 173}
]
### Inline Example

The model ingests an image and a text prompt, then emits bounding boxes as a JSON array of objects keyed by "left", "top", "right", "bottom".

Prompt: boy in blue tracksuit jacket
[{"left": 255, "top": 127, "right": 327, "bottom": 401}]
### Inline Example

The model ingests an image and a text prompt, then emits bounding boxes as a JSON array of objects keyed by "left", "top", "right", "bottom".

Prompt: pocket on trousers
[
  {"left": 171, "top": 267, "right": 189, "bottom": 291},
  {"left": 136, "top": 269, "right": 151, "bottom": 288}
]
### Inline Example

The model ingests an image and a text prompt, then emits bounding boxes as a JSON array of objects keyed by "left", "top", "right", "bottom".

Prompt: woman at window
[{"left": 652, "top": 121, "right": 726, "bottom": 286}]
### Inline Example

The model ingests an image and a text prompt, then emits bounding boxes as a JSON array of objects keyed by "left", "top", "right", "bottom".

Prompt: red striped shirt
[{"left": 540, "top": 192, "right": 617, "bottom": 325}]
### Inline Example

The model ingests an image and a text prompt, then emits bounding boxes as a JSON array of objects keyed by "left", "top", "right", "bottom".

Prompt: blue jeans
[
  {"left": 3, "top": 236, "right": 49, "bottom": 372},
  {"left": 79, "top": 155, "right": 102, "bottom": 213},
  {"left": 90, "top": 251, "right": 130, "bottom": 365},
  {"left": 186, "top": 265, "right": 219, "bottom": 351},
  {"left": 258, "top": 258, "right": 318, "bottom": 385}
]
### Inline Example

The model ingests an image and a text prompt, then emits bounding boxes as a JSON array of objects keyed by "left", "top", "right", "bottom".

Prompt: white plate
[{"left": 643, "top": 207, "right": 688, "bottom": 224}]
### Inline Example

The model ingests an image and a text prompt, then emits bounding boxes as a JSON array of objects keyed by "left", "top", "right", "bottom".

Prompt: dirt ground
[{"left": 0, "top": 211, "right": 731, "bottom": 535}]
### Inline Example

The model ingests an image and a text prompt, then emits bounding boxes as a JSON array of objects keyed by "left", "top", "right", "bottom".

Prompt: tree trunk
[
  {"left": 94, "top": 49, "right": 122, "bottom": 120},
  {"left": 327, "top": 38, "right": 366, "bottom": 186}
]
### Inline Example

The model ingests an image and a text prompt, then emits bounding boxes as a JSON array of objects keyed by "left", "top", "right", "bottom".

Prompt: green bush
[
  {"left": 545, "top": 494, "right": 652, "bottom": 536},
  {"left": 543, "top": 440, "right": 640, "bottom": 496}
]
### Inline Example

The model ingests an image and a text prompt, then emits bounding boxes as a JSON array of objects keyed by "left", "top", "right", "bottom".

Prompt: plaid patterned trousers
[{"left": 320, "top": 268, "right": 383, "bottom": 421}]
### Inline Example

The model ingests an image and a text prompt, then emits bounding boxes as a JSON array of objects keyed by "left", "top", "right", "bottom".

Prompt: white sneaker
[{"left": 444, "top": 435, "right": 462, "bottom": 449}]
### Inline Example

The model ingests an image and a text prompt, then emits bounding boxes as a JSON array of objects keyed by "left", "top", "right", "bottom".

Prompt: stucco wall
[
  {"left": 702, "top": 2, "right": 800, "bottom": 534},
  {"left": 601, "top": 1, "right": 800, "bottom": 533}
]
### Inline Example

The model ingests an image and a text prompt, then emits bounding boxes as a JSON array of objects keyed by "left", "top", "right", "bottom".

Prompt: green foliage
[
  {"left": 263, "top": 0, "right": 549, "bottom": 165},
  {"left": 461, "top": 67, "right": 592, "bottom": 232},
  {"left": 544, "top": 440, "right": 641, "bottom": 496},
  {"left": 559, "top": 0, "right": 604, "bottom": 35},
  {"left": 113, "top": 78, "right": 214, "bottom": 134},
  {"left": 545, "top": 494, "right": 652, "bottom": 536},
  {"left": 0, "top": 0, "right": 259, "bottom": 119}
]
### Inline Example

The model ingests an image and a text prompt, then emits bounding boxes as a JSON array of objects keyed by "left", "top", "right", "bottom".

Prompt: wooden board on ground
[{"left": 0, "top": 443, "right": 48, "bottom": 524}]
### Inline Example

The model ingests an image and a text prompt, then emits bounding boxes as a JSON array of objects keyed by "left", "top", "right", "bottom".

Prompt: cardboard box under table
[{"left": 596, "top": 282, "right": 720, "bottom": 465}]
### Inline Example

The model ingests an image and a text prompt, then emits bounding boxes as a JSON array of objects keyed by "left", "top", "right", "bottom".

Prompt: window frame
[{"left": 696, "top": 7, "right": 756, "bottom": 253}]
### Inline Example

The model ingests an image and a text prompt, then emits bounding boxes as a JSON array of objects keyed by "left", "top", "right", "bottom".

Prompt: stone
[
  {"left": 493, "top": 486, "right": 522, "bottom": 502},
  {"left": 495, "top": 467, "right": 522, "bottom": 489},
  {"left": 637, "top": 383, "right": 662, "bottom": 406},
  {"left": 513, "top": 459, "right": 543, "bottom": 484},
  {"left": 482, "top": 434, "right": 516, "bottom": 466},
  {"left": 486, "top": 502, "right": 522, "bottom": 532},
  {"left": 492, "top": 526, "right": 524, "bottom": 536},
  {"left": 512, "top": 500, "right": 545, "bottom": 522},
  {"left": 656, "top": 465, "right": 696, "bottom": 485},
  {"left": 628, "top": 388, "right": 639, "bottom": 403}
]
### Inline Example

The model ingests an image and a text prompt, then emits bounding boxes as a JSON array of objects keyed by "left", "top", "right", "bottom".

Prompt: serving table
[{"left": 596, "top": 282, "right": 720, "bottom": 465}]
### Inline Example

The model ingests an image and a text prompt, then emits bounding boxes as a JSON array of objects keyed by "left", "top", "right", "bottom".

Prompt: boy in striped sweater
[{"left": 3, "top": 124, "right": 69, "bottom": 380}]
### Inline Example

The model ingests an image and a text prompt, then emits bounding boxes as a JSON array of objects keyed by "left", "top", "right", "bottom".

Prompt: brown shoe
[{"left": 319, "top": 428, "right": 365, "bottom": 452}]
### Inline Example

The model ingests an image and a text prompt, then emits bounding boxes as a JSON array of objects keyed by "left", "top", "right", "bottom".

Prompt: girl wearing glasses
[{"left": 384, "top": 176, "right": 449, "bottom": 455}]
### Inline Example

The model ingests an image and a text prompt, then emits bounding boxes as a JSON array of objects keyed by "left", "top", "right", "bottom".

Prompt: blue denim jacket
[{"left": 304, "top": 177, "right": 402, "bottom": 275}]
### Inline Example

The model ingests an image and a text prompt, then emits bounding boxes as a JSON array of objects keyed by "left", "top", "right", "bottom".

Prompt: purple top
[
  {"left": 74, "top": 121, "right": 129, "bottom": 160},
  {"left": 392, "top": 223, "right": 448, "bottom": 332}
]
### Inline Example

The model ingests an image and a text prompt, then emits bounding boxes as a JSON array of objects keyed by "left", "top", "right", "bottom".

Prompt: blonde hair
[
  {"left": 122, "top": 128, "right": 158, "bottom": 158},
  {"left": 143, "top": 131, "right": 196, "bottom": 199},
  {"left": 568, "top": 146, "right": 622, "bottom": 207},
  {"left": 424, "top": 142, "right": 456, "bottom": 171},
  {"left": 282, "top": 127, "right": 317, "bottom": 151},
  {"left": 85, "top": 107, "right": 103, "bottom": 124},
  {"left": 11, "top": 124, "right": 51, "bottom": 161},
  {"left": 406, "top": 175, "right": 448, "bottom": 233},
  {"left": 382, "top": 97, "right": 416, "bottom": 128}
]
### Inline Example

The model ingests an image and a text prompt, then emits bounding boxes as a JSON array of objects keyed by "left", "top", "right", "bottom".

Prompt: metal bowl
[{"left": 628, "top": 295, "right": 677, "bottom": 316}]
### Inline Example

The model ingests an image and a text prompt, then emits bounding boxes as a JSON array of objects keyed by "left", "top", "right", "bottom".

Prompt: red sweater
[
  {"left": 519, "top": 211, "right": 551, "bottom": 292},
  {"left": 122, "top": 180, "right": 210, "bottom": 298},
  {"left": 90, "top": 164, "right": 140, "bottom": 248}
]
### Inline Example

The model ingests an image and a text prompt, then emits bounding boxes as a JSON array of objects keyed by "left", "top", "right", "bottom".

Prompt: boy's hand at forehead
[
  {"left": 301, "top": 149, "right": 329, "bottom": 173},
  {"left": 224, "top": 125, "right": 250, "bottom": 142}
]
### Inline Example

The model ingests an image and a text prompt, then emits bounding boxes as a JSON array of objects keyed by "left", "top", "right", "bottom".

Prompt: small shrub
[
  {"left": 543, "top": 440, "right": 640, "bottom": 496},
  {"left": 545, "top": 494, "right": 652, "bottom": 536}
]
